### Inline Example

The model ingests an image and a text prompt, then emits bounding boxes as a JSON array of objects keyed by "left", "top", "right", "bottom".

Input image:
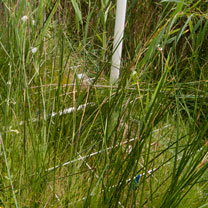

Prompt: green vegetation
[{"left": 0, "top": 0, "right": 208, "bottom": 207}]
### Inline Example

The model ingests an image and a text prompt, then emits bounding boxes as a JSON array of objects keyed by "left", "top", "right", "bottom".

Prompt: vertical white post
[{"left": 110, "top": 0, "right": 127, "bottom": 84}]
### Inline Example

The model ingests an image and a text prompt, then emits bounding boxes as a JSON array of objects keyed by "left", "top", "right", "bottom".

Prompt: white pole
[{"left": 110, "top": 0, "right": 127, "bottom": 84}]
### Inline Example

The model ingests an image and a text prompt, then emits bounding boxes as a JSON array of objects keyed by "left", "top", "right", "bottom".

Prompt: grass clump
[{"left": 0, "top": 0, "right": 208, "bottom": 207}]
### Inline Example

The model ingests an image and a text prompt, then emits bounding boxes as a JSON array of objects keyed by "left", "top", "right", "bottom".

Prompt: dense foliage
[{"left": 0, "top": 0, "right": 208, "bottom": 207}]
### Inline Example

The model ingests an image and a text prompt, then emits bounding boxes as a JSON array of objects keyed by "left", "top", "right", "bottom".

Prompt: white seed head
[
  {"left": 132, "top": 71, "right": 137, "bottom": 76},
  {"left": 31, "top": 47, "right": 37, "bottom": 54},
  {"left": 21, "top": 15, "right": 28, "bottom": 22},
  {"left": 32, "top": 20, "right": 35, "bottom": 25}
]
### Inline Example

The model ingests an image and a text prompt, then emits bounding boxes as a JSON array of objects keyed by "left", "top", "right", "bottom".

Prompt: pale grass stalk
[
  {"left": 0, "top": 132, "right": 19, "bottom": 208},
  {"left": 20, "top": 103, "right": 94, "bottom": 125},
  {"left": 45, "top": 125, "right": 171, "bottom": 173}
]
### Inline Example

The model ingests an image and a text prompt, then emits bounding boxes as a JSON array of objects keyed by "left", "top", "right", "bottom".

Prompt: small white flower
[
  {"left": 32, "top": 20, "right": 35, "bottom": 25},
  {"left": 31, "top": 47, "right": 37, "bottom": 54},
  {"left": 7, "top": 81, "right": 11, "bottom": 85},
  {"left": 21, "top": 15, "right": 28, "bottom": 22}
]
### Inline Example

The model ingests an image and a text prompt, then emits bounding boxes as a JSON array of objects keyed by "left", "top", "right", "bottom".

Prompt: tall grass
[{"left": 0, "top": 0, "right": 208, "bottom": 207}]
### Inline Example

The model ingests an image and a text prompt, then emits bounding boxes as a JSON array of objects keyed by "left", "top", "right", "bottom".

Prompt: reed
[{"left": 0, "top": 0, "right": 207, "bottom": 207}]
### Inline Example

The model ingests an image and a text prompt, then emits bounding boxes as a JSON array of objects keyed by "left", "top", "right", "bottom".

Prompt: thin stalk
[{"left": 0, "top": 132, "right": 19, "bottom": 208}]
